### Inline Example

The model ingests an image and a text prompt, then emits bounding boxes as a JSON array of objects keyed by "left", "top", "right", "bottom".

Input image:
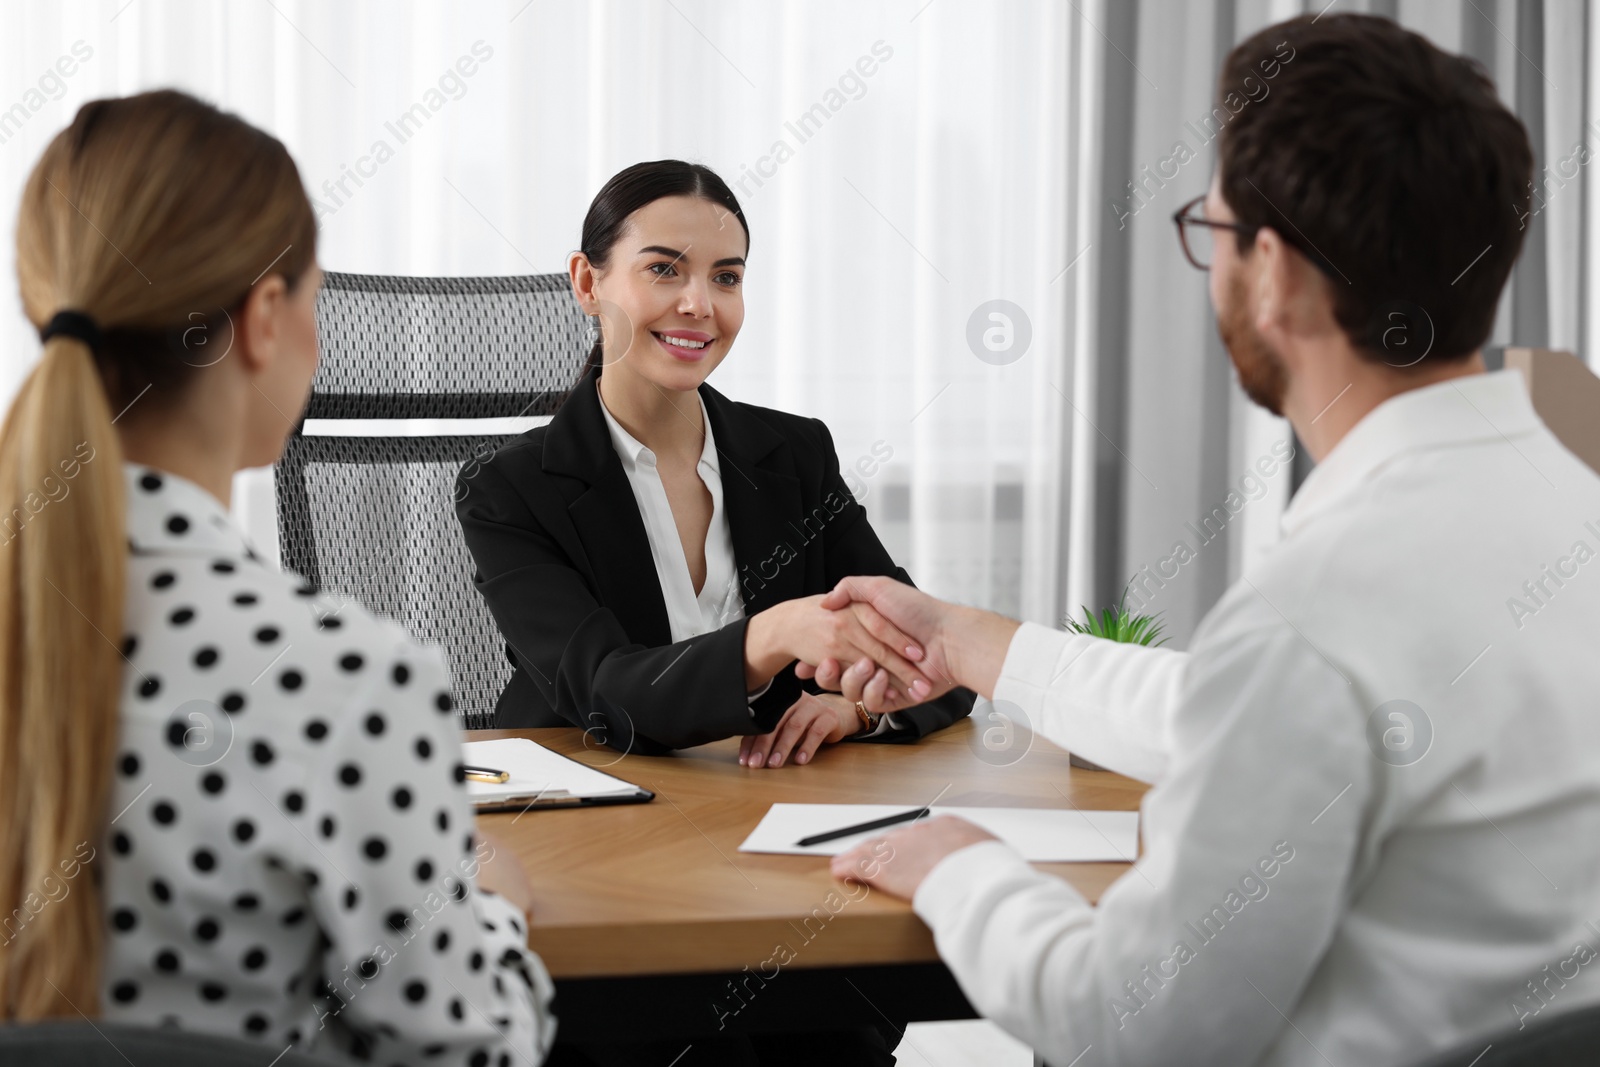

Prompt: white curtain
[
  {"left": 0, "top": 0, "right": 1072, "bottom": 627},
  {"left": 1, "top": 0, "right": 1594, "bottom": 647}
]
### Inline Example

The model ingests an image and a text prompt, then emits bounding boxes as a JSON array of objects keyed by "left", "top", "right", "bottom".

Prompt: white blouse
[
  {"left": 101, "top": 464, "right": 555, "bottom": 1065},
  {"left": 598, "top": 391, "right": 745, "bottom": 642}
]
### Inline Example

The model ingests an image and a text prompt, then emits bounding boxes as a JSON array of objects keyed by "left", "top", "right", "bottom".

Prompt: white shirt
[
  {"left": 598, "top": 389, "right": 900, "bottom": 733},
  {"left": 598, "top": 391, "right": 745, "bottom": 642},
  {"left": 103, "top": 464, "right": 555, "bottom": 1065},
  {"left": 914, "top": 372, "right": 1600, "bottom": 1066}
]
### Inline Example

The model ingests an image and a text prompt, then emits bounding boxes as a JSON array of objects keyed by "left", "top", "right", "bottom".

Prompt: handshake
[
  {"left": 767, "top": 575, "right": 1025, "bottom": 898},
  {"left": 739, "top": 575, "right": 1020, "bottom": 769},
  {"left": 782, "top": 576, "right": 1020, "bottom": 713}
]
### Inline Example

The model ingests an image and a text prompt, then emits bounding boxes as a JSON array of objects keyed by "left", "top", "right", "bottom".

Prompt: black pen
[{"left": 796, "top": 806, "right": 932, "bottom": 847}]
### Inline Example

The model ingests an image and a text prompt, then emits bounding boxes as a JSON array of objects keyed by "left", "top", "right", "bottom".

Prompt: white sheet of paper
[
  {"left": 737, "top": 803, "right": 1139, "bottom": 862},
  {"left": 460, "top": 738, "right": 644, "bottom": 803}
]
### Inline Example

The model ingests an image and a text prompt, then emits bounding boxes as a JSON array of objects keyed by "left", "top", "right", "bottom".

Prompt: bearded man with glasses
[{"left": 804, "top": 12, "right": 1600, "bottom": 1067}]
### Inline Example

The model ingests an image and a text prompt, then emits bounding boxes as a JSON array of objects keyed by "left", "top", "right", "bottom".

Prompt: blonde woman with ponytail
[{"left": 0, "top": 90, "right": 553, "bottom": 1064}]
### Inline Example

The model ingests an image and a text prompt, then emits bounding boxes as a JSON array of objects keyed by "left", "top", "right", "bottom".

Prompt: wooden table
[{"left": 474, "top": 717, "right": 1143, "bottom": 1046}]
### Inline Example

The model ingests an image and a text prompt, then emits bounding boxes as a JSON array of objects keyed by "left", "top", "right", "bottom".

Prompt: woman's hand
[
  {"left": 740, "top": 692, "right": 860, "bottom": 768},
  {"left": 744, "top": 594, "right": 932, "bottom": 709},
  {"left": 796, "top": 576, "right": 1017, "bottom": 712},
  {"left": 794, "top": 578, "right": 959, "bottom": 711}
]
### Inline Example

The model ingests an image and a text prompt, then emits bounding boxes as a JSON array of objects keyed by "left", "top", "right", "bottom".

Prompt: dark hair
[
  {"left": 1218, "top": 14, "right": 1533, "bottom": 364},
  {"left": 575, "top": 160, "right": 749, "bottom": 379}
]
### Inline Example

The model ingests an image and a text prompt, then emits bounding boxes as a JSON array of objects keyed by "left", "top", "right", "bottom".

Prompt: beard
[{"left": 1217, "top": 269, "right": 1289, "bottom": 416}]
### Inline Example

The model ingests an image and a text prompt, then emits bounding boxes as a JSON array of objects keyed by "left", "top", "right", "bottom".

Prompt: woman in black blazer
[{"left": 456, "top": 160, "right": 972, "bottom": 770}]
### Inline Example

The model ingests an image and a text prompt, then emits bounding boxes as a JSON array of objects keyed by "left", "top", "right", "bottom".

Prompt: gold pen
[{"left": 463, "top": 764, "right": 510, "bottom": 784}]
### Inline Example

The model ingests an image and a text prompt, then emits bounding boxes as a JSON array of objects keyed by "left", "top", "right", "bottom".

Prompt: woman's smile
[{"left": 652, "top": 328, "right": 715, "bottom": 362}]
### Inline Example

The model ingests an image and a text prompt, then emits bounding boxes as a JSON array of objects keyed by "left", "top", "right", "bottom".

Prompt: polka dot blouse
[{"left": 102, "top": 464, "right": 556, "bottom": 1064}]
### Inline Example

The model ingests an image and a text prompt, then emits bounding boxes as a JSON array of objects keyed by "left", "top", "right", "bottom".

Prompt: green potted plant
[{"left": 1061, "top": 586, "right": 1168, "bottom": 769}]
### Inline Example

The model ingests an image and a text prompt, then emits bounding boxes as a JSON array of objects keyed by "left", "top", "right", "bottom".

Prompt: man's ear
[
  {"left": 1252, "top": 226, "right": 1290, "bottom": 337},
  {"left": 1254, "top": 227, "right": 1333, "bottom": 340},
  {"left": 1248, "top": 227, "right": 1324, "bottom": 337},
  {"left": 568, "top": 252, "right": 599, "bottom": 315},
  {"left": 236, "top": 275, "right": 288, "bottom": 374}
]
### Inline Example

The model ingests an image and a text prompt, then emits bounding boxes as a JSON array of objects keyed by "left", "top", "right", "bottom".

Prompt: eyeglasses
[
  {"left": 1172, "top": 194, "right": 1257, "bottom": 271},
  {"left": 1172, "top": 192, "right": 1345, "bottom": 281}
]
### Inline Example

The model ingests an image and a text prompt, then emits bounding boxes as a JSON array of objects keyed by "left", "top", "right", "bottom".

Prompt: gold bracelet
[{"left": 853, "top": 700, "right": 873, "bottom": 733}]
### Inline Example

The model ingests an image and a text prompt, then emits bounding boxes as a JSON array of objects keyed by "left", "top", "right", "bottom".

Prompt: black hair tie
[{"left": 39, "top": 310, "right": 104, "bottom": 351}]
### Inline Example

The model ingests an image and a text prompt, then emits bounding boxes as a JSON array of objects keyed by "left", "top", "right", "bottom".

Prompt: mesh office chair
[{"left": 274, "top": 272, "right": 590, "bottom": 729}]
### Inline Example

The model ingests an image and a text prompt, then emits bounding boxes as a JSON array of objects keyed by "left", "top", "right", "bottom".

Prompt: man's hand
[
  {"left": 797, "top": 576, "right": 1020, "bottom": 710},
  {"left": 744, "top": 594, "right": 933, "bottom": 710},
  {"left": 830, "top": 815, "right": 1000, "bottom": 900},
  {"left": 740, "top": 692, "right": 859, "bottom": 768},
  {"left": 823, "top": 576, "right": 954, "bottom": 677},
  {"left": 794, "top": 577, "right": 956, "bottom": 710}
]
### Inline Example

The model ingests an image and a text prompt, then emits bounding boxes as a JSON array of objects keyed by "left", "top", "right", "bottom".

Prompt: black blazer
[{"left": 454, "top": 373, "right": 973, "bottom": 755}]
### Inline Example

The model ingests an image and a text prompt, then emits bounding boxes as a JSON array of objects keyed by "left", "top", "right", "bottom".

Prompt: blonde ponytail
[
  {"left": 1, "top": 89, "right": 316, "bottom": 1019},
  {"left": 0, "top": 335, "right": 125, "bottom": 1017}
]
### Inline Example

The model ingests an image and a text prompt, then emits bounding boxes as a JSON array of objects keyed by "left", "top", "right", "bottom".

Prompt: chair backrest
[
  {"left": 1505, "top": 347, "right": 1600, "bottom": 477},
  {"left": 1406, "top": 1000, "right": 1600, "bottom": 1066},
  {"left": 0, "top": 1020, "right": 337, "bottom": 1065},
  {"left": 275, "top": 271, "right": 590, "bottom": 728}
]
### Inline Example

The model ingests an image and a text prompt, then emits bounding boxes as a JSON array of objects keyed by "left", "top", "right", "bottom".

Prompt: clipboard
[{"left": 462, "top": 738, "right": 654, "bottom": 814}]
